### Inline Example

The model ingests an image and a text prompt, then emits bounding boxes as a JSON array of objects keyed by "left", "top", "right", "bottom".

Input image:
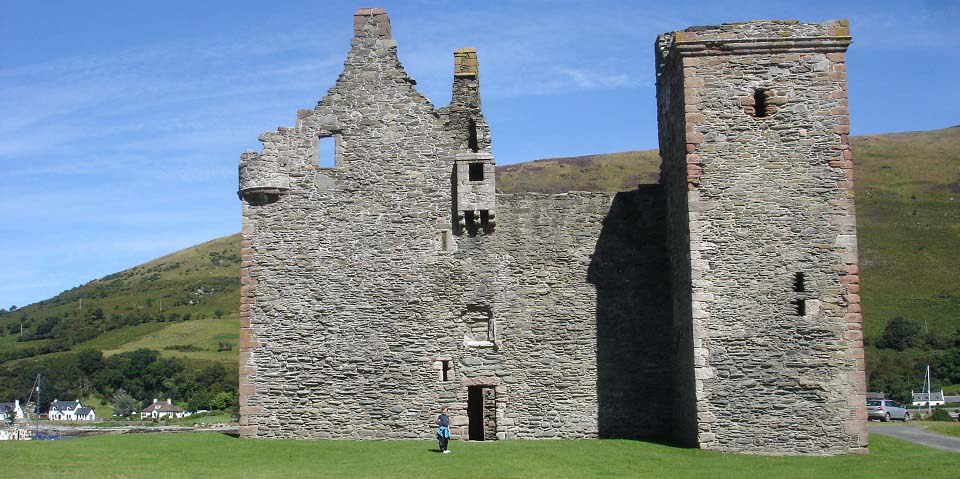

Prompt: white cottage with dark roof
[{"left": 48, "top": 399, "right": 96, "bottom": 421}]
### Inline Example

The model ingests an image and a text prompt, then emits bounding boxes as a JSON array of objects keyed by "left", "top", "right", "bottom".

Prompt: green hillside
[
  {"left": 0, "top": 127, "right": 957, "bottom": 407},
  {"left": 0, "top": 235, "right": 241, "bottom": 411},
  {"left": 0, "top": 235, "right": 240, "bottom": 363},
  {"left": 496, "top": 149, "right": 662, "bottom": 193}
]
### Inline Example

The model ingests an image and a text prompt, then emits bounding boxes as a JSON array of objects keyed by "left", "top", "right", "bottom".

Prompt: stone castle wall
[
  {"left": 656, "top": 20, "right": 866, "bottom": 454},
  {"left": 239, "top": 9, "right": 677, "bottom": 441},
  {"left": 239, "top": 9, "right": 867, "bottom": 455}
]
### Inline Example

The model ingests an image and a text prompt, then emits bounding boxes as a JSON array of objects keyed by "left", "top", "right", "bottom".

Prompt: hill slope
[
  {"left": 0, "top": 234, "right": 241, "bottom": 366},
  {"left": 495, "top": 150, "right": 662, "bottom": 193}
]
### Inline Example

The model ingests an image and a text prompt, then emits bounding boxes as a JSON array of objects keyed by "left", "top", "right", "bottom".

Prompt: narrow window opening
[
  {"left": 467, "top": 118, "right": 479, "bottom": 152},
  {"left": 318, "top": 135, "right": 336, "bottom": 169},
  {"left": 441, "top": 360, "right": 452, "bottom": 382},
  {"left": 469, "top": 163, "right": 484, "bottom": 182},
  {"left": 794, "top": 272, "right": 805, "bottom": 292},
  {"left": 479, "top": 210, "right": 490, "bottom": 226},
  {"left": 796, "top": 299, "right": 806, "bottom": 317},
  {"left": 754, "top": 89, "right": 768, "bottom": 118}
]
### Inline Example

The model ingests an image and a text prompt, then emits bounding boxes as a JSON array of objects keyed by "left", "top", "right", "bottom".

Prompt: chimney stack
[{"left": 353, "top": 7, "right": 391, "bottom": 41}]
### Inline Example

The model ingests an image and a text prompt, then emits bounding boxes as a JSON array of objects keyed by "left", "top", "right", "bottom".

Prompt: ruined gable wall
[
  {"left": 239, "top": 9, "right": 462, "bottom": 439},
  {"left": 656, "top": 21, "right": 866, "bottom": 454}
]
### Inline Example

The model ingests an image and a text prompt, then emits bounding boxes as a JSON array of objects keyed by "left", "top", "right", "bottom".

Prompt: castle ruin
[{"left": 237, "top": 9, "right": 866, "bottom": 455}]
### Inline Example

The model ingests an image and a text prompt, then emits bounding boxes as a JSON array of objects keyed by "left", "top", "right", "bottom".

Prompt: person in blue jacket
[{"left": 436, "top": 406, "right": 451, "bottom": 453}]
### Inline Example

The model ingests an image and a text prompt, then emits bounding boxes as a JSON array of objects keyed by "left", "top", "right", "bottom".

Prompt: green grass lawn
[
  {"left": 879, "top": 420, "right": 960, "bottom": 438},
  {"left": 3, "top": 433, "right": 957, "bottom": 479},
  {"left": 923, "top": 422, "right": 960, "bottom": 437}
]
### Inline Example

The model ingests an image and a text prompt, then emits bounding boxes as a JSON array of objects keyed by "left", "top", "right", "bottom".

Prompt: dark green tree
[
  {"left": 76, "top": 350, "right": 104, "bottom": 376},
  {"left": 878, "top": 317, "right": 920, "bottom": 351},
  {"left": 111, "top": 388, "right": 136, "bottom": 417}
]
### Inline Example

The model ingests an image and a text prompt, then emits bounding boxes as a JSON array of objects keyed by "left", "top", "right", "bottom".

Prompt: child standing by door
[{"left": 436, "top": 406, "right": 451, "bottom": 453}]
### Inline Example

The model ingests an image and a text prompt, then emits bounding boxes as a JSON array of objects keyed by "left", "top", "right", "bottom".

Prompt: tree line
[
  {"left": 0, "top": 348, "right": 237, "bottom": 416},
  {"left": 866, "top": 317, "right": 960, "bottom": 403}
]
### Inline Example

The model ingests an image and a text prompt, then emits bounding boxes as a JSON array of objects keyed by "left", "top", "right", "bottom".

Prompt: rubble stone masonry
[
  {"left": 238, "top": 9, "right": 866, "bottom": 455},
  {"left": 656, "top": 20, "right": 866, "bottom": 454}
]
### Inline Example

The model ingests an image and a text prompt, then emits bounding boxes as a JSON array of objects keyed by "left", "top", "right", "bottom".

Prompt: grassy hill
[
  {"left": 852, "top": 127, "right": 960, "bottom": 339},
  {"left": 496, "top": 150, "right": 662, "bottom": 193},
  {"left": 0, "top": 235, "right": 241, "bottom": 366},
  {"left": 0, "top": 126, "right": 956, "bottom": 404}
]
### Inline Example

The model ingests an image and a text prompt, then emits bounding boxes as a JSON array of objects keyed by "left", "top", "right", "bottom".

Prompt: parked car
[{"left": 867, "top": 400, "right": 911, "bottom": 422}]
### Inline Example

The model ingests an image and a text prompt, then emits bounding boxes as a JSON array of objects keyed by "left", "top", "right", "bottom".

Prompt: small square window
[{"left": 469, "top": 163, "right": 484, "bottom": 181}]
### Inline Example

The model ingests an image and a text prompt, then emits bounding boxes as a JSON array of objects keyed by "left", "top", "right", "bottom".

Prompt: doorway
[{"left": 467, "top": 385, "right": 496, "bottom": 441}]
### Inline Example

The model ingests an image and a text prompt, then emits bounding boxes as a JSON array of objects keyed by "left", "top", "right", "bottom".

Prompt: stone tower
[{"left": 655, "top": 20, "right": 867, "bottom": 454}]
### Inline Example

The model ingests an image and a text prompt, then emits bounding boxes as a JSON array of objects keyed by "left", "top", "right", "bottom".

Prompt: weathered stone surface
[
  {"left": 656, "top": 19, "right": 866, "bottom": 455},
  {"left": 237, "top": 10, "right": 865, "bottom": 456}
]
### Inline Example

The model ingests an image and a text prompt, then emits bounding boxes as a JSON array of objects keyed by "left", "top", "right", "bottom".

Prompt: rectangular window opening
[
  {"left": 441, "top": 360, "right": 452, "bottom": 382},
  {"left": 469, "top": 163, "right": 484, "bottom": 181},
  {"left": 318, "top": 135, "right": 336, "bottom": 169},
  {"left": 754, "top": 89, "right": 769, "bottom": 118},
  {"left": 796, "top": 299, "right": 806, "bottom": 317}
]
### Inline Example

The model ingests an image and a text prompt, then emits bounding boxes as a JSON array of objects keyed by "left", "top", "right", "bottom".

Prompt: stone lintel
[{"left": 455, "top": 151, "right": 495, "bottom": 163}]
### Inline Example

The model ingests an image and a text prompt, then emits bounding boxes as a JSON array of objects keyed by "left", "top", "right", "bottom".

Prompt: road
[{"left": 868, "top": 424, "right": 960, "bottom": 453}]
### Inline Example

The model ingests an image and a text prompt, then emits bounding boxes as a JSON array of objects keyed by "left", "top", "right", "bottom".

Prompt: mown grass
[
  {"left": 2, "top": 433, "right": 956, "bottom": 479},
  {"left": 102, "top": 314, "right": 239, "bottom": 364},
  {"left": 923, "top": 422, "right": 960, "bottom": 437},
  {"left": 871, "top": 420, "right": 960, "bottom": 437}
]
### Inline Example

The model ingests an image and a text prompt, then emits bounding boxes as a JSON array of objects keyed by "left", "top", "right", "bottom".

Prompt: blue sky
[{"left": 1, "top": 0, "right": 957, "bottom": 308}]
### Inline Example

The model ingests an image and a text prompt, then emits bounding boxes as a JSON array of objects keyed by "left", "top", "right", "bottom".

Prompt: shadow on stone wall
[{"left": 588, "top": 186, "right": 682, "bottom": 442}]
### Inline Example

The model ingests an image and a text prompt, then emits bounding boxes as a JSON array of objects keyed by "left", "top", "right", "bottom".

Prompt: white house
[
  {"left": 0, "top": 428, "right": 30, "bottom": 441},
  {"left": 911, "top": 390, "right": 946, "bottom": 407},
  {"left": 0, "top": 400, "right": 25, "bottom": 423},
  {"left": 141, "top": 399, "right": 187, "bottom": 420},
  {"left": 74, "top": 407, "right": 96, "bottom": 421},
  {"left": 48, "top": 399, "right": 96, "bottom": 421}
]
